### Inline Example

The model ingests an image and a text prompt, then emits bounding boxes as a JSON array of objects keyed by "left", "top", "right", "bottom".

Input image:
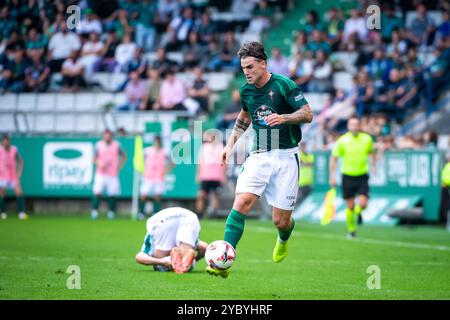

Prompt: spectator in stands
[
  {"left": 216, "top": 89, "right": 241, "bottom": 133},
  {"left": 25, "top": 50, "right": 50, "bottom": 92},
  {"left": 188, "top": 67, "right": 210, "bottom": 114},
  {"left": 355, "top": 70, "right": 375, "bottom": 117},
  {"left": 165, "top": 6, "right": 195, "bottom": 51},
  {"left": 159, "top": 69, "right": 187, "bottom": 111},
  {"left": 152, "top": 47, "right": 179, "bottom": 74},
  {"left": 380, "top": 5, "right": 403, "bottom": 42},
  {"left": 141, "top": 68, "right": 162, "bottom": 110},
  {"left": 435, "top": 10, "right": 449, "bottom": 44},
  {"left": 79, "top": 32, "right": 104, "bottom": 84},
  {"left": 94, "top": 30, "right": 120, "bottom": 73},
  {"left": 0, "top": 47, "right": 30, "bottom": 93},
  {"left": 196, "top": 131, "right": 226, "bottom": 218},
  {"left": 290, "top": 31, "right": 307, "bottom": 57},
  {"left": 117, "top": 71, "right": 147, "bottom": 111},
  {"left": 302, "top": 10, "right": 322, "bottom": 35},
  {"left": 406, "top": 3, "right": 436, "bottom": 47},
  {"left": 394, "top": 65, "right": 421, "bottom": 119},
  {"left": 195, "top": 11, "right": 217, "bottom": 44},
  {"left": 376, "top": 68, "right": 404, "bottom": 117},
  {"left": 181, "top": 31, "right": 208, "bottom": 71},
  {"left": 124, "top": 47, "right": 149, "bottom": 77},
  {"left": 288, "top": 51, "right": 306, "bottom": 79},
  {"left": 47, "top": 22, "right": 81, "bottom": 73},
  {"left": 267, "top": 47, "right": 290, "bottom": 77},
  {"left": 79, "top": 8, "right": 103, "bottom": 39},
  {"left": 294, "top": 50, "right": 314, "bottom": 89},
  {"left": 248, "top": 0, "right": 272, "bottom": 34},
  {"left": 61, "top": 50, "right": 86, "bottom": 92},
  {"left": 306, "top": 30, "right": 331, "bottom": 56},
  {"left": 422, "top": 130, "right": 438, "bottom": 148},
  {"left": 25, "top": 27, "right": 47, "bottom": 58},
  {"left": 343, "top": 9, "right": 368, "bottom": 44},
  {"left": 115, "top": 33, "right": 137, "bottom": 72},
  {"left": 424, "top": 46, "right": 449, "bottom": 105},
  {"left": 386, "top": 30, "right": 408, "bottom": 55},
  {"left": 324, "top": 7, "right": 344, "bottom": 51},
  {"left": 306, "top": 50, "right": 333, "bottom": 93},
  {"left": 207, "top": 31, "right": 240, "bottom": 72},
  {"left": 366, "top": 48, "right": 393, "bottom": 93},
  {"left": 135, "top": 0, "right": 157, "bottom": 52},
  {"left": 0, "top": 7, "right": 17, "bottom": 42}
]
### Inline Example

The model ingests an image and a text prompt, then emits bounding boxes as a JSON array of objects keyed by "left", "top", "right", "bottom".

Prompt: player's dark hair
[
  {"left": 237, "top": 41, "right": 267, "bottom": 61},
  {"left": 348, "top": 115, "right": 360, "bottom": 122},
  {"left": 2, "top": 133, "right": 9, "bottom": 140}
]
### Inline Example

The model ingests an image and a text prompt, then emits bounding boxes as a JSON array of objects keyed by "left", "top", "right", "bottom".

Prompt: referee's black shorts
[{"left": 342, "top": 174, "right": 369, "bottom": 199}]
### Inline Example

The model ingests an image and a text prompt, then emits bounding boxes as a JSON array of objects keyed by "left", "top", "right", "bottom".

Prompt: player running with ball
[{"left": 207, "top": 41, "right": 313, "bottom": 278}]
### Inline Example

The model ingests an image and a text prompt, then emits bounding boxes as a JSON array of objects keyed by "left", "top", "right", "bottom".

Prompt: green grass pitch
[{"left": 0, "top": 216, "right": 449, "bottom": 299}]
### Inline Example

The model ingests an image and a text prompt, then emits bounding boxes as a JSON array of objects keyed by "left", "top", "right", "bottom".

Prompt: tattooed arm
[
  {"left": 265, "top": 104, "right": 314, "bottom": 126},
  {"left": 220, "top": 110, "right": 251, "bottom": 165}
]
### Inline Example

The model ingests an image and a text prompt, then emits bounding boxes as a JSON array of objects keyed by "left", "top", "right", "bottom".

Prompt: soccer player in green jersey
[
  {"left": 329, "top": 116, "right": 377, "bottom": 239},
  {"left": 206, "top": 41, "right": 313, "bottom": 278}
]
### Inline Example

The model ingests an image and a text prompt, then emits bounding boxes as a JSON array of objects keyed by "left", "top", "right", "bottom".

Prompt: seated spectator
[
  {"left": 0, "top": 46, "right": 30, "bottom": 93},
  {"left": 124, "top": 47, "right": 148, "bottom": 77},
  {"left": 216, "top": 89, "right": 241, "bottom": 132},
  {"left": 195, "top": 11, "right": 217, "bottom": 45},
  {"left": 422, "top": 129, "right": 438, "bottom": 148},
  {"left": 267, "top": 47, "right": 290, "bottom": 77},
  {"left": 94, "top": 30, "right": 120, "bottom": 73},
  {"left": 141, "top": 68, "right": 162, "bottom": 110},
  {"left": 208, "top": 31, "right": 240, "bottom": 72},
  {"left": 434, "top": 11, "right": 449, "bottom": 45},
  {"left": 115, "top": 33, "right": 137, "bottom": 72},
  {"left": 302, "top": 10, "right": 322, "bottom": 36},
  {"left": 0, "top": 7, "right": 18, "bottom": 42},
  {"left": 324, "top": 7, "right": 345, "bottom": 46},
  {"left": 61, "top": 50, "right": 86, "bottom": 92},
  {"left": 290, "top": 31, "right": 308, "bottom": 57},
  {"left": 395, "top": 65, "right": 421, "bottom": 117},
  {"left": 47, "top": 22, "right": 81, "bottom": 73},
  {"left": 25, "top": 50, "right": 50, "bottom": 92},
  {"left": 424, "top": 47, "right": 449, "bottom": 105},
  {"left": 406, "top": 3, "right": 436, "bottom": 47},
  {"left": 306, "top": 30, "right": 331, "bottom": 56},
  {"left": 294, "top": 50, "right": 315, "bottom": 89},
  {"left": 181, "top": 31, "right": 208, "bottom": 71},
  {"left": 152, "top": 47, "right": 179, "bottom": 74},
  {"left": 248, "top": 0, "right": 272, "bottom": 33},
  {"left": 343, "top": 9, "right": 368, "bottom": 43},
  {"left": 78, "top": 8, "right": 103, "bottom": 39},
  {"left": 159, "top": 70, "right": 187, "bottom": 111},
  {"left": 306, "top": 50, "right": 333, "bottom": 93},
  {"left": 188, "top": 67, "right": 210, "bottom": 114},
  {"left": 79, "top": 32, "right": 104, "bottom": 84},
  {"left": 354, "top": 71, "right": 375, "bottom": 117},
  {"left": 117, "top": 71, "right": 147, "bottom": 111},
  {"left": 25, "top": 27, "right": 47, "bottom": 58},
  {"left": 380, "top": 5, "right": 403, "bottom": 42},
  {"left": 386, "top": 29, "right": 408, "bottom": 55},
  {"left": 288, "top": 51, "right": 306, "bottom": 79},
  {"left": 165, "top": 6, "right": 195, "bottom": 51},
  {"left": 366, "top": 48, "right": 393, "bottom": 93}
]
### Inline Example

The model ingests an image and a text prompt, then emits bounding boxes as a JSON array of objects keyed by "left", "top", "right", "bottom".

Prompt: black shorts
[
  {"left": 342, "top": 174, "right": 369, "bottom": 199},
  {"left": 200, "top": 181, "right": 221, "bottom": 193}
]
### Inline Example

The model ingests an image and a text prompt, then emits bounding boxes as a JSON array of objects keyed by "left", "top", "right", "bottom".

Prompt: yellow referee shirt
[{"left": 332, "top": 132, "right": 374, "bottom": 176}]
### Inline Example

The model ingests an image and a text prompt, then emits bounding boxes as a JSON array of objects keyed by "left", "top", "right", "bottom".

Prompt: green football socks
[
  {"left": 278, "top": 219, "right": 295, "bottom": 242},
  {"left": 224, "top": 209, "right": 246, "bottom": 249}
]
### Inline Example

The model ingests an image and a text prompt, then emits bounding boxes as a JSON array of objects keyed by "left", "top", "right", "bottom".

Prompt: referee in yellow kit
[{"left": 329, "top": 116, "right": 376, "bottom": 239}]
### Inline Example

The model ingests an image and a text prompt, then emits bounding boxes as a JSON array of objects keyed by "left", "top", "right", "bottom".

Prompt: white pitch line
[{"left": 246, "top": 226, "right": 450, "bottom": 253}]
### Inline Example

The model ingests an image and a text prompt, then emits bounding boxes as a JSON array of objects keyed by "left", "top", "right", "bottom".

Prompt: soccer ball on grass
[{"left": 205, "top": 240, "right": 236, "bottom": 270}]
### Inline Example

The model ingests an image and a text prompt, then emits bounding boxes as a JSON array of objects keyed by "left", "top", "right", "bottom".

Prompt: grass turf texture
[{"left": 0, "top": 216, "right": 449, "bottom": 299}]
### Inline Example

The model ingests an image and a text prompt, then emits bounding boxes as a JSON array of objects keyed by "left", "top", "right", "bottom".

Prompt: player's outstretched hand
[
  {"left": 264, "top": 114, "right": 286, "bottom": 126},
  {"left": 220, "top": 145, "right": 233, "bottom": 166}
]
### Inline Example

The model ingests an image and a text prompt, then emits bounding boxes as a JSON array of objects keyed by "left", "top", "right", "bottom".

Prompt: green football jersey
[{"left": 240, "top": 73, "right": 309, "bottom": 151}]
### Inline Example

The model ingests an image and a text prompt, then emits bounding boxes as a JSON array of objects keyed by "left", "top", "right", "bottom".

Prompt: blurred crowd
[{"left": 0, "top": 0, "right": 288, "bottom": 113}]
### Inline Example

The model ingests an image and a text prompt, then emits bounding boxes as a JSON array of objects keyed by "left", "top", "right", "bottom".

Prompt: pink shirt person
[
  {"left": 143, "top": 146, "right": 167, "bottom": 182},
  {"left": 95, "top": 140, "right": 121, "bottom": 177},
  {"left": 198, "top": 139, "right": 226, "bottom": 183},
  {"left": 159, "top": 72, "right": 186, "bottom": 110},
  {"left": 0, "top": 145, "right": 19, "bottom": 183}
]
